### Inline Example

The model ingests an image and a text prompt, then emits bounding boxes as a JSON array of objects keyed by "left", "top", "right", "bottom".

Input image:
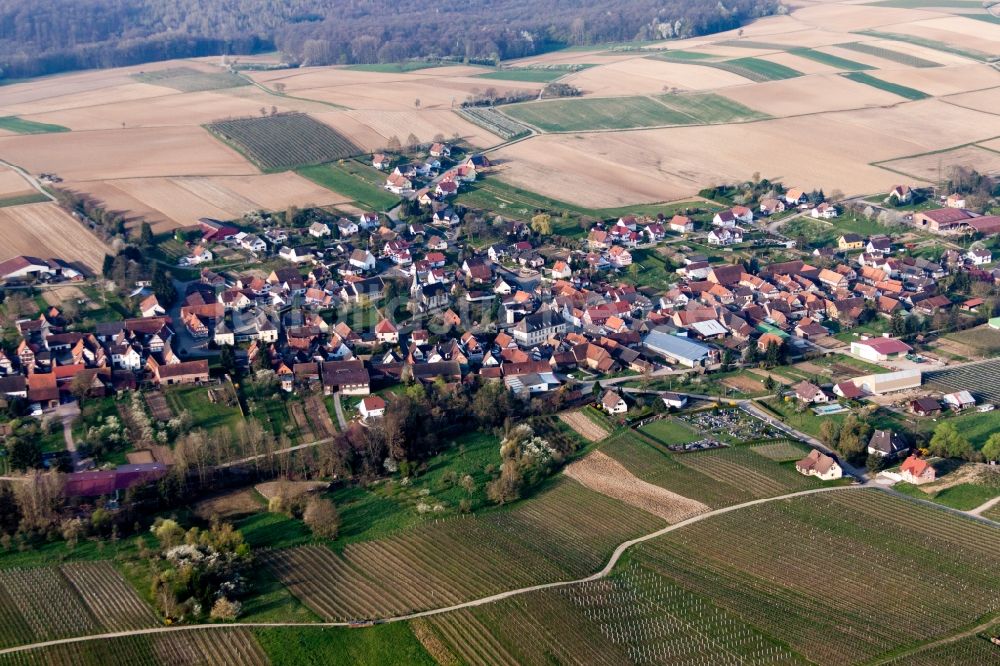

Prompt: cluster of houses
[
  {"left": 379, "top": 146, "right": 491, "bottom": 201},
  {"left": 0, "top": 308, "right": 208, "bottom": 412}
]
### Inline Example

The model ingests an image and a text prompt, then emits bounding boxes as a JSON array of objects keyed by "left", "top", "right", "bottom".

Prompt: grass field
[
  {"left": 638, "top": 418, "right": 700, "bottom": 446},
  {"left": 893, "top": 479, "right": 1000, "bottom": 511},
  {"left": 255, "top": 624, "right": 435, "bottom": 665},
  {"left": 943, "top": 326, "right": 1000, "bottom": 355},
  {"left": 788, "top": 47, "right": 872, "bottom": 70},
  {"left": 836, "top": 41, "right": 941, "bottom": 68},
  {"left": 298, "top": 161, "right": 400, "bottom": 211},
  {"left": 343, "top": 62, "right": 444, "bottom": 73},
  {"left": 653, "top": 50, "right": 717, "bottom": 61},
  {"left": 164, "top": 385, "right": 244, "bottom": 435},
  {"left": 751, "top": 441, "right": 810, "bottom": 461},
  {"left": 474, "top": 68, "right": 569, "bottom": 82},
  {"left": 700, "top": 57, "right": 803, "bottom": 83},
  {"left": 502, "top": 93, "right": 766, "bottom": 132},
  {"left": 0, "top": 116, "right": 69, "bottom": 134},
  {"left": 132, "top": 66, "right": 249, "bottom": 92},
  {"left": 841, "top": 71, "right": 930, "bottom": 100},
  {"left": 503, "top": 96, "right": 694, "bottom": 132},
  {"left": 0, "top": 193, "right": 48, "bottom": 208},
  {"left": 636, "top": 488, "right": 1000, "bottom": 664},
  {"left": 206, "top": 113, "right": 362, "bottom": 171}
]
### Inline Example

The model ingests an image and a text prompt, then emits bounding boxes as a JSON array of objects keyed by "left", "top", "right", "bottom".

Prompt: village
[{"left": 2, "top": 144, "right": 1000, "bottom": 510}]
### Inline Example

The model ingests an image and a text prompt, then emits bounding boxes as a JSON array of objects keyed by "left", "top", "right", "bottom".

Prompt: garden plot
[
  {"left": 559, "top": 410, "right": 609, "bottom": 442},
  {"left": 564, "top": 451, "right": 710, "bottom": 523}
]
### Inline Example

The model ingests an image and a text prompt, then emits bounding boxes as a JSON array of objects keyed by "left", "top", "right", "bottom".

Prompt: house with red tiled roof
[
  {"left": 900, "top": 455, "right": 935, "bottom": 484},
  {"left": 375, "top": 319, "right": 399, "bottom": 344}
]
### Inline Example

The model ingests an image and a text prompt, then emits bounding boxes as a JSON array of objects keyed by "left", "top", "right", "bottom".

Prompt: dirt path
[
  {"left": 869, "top": 614, "right": 1000, "bottom": 665},
  {"left": 332, "top": 392, "right": 348, "bottom": 430},
  {"left": 0, "top": 484, "right": 863, "bottom": 657},
  {"left": 968, "top": 495, "right": 1000, "bottom": 517},
  {"left": 558, "top": 410, "right": 609, "bottom": 442}
]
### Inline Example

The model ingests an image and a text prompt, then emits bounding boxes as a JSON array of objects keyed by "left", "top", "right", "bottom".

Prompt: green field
[
  {"left": 164, "top": 384, "right": 244, "bottom": 435},
  {"left": 474, "top": 68, "right": 571, "bottom": 82},
  {"left": 943, "top": 326, "right": 1000, "bottom": 355},
  {"left": 0, "top": 193, "right": 48, "bottom": 208},
  {"left": 343, "top": 62, "right": 444, "bottom": 73},
  {"left": 842, "top": 71, "right": 929, "bottom": 100},
  {"left": 298, "top": 161, "right": 400, "bottom": 211},
  {"left": 638, "top": 418, "right": 700, "bottom": 446},
  {"left": 503, "top": 96, "right": 693, "bottom": 131},
  {"left": 206, "top": 112, "right": 362, "bottom": 171},
  {"left": 132, "top": 66, "right": 249, "bottom": 92},
  {"left": 788, "top": 47, "right": 873, "bottom": 70},
  {"left": 255, "top": 624, "right": 436, "bottom": 665},
  {"left": 893, "top": 479, "right": 1000, "bottom": 511},
  {"left": 701, "top": 57, "right": 803, "bottom": 82},
  {"left": 0, "top": 116, "right": 69, "bottom": 134},
  {"left": 502, "top": 93, "right": 766, "bottom": 132},
  {"left": 652, "top": 50, "right": 716, "bottom": 60},
  {"left": 655, "top": 92, "right": 769, "bottom": 123},
  {"left": 836, "top": 41, "right": 941, "bottom": 68}
]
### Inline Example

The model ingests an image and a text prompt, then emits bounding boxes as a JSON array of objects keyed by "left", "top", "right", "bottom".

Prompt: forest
[{"left": 0, "top": 0, "right": 781, "bottom": 79}]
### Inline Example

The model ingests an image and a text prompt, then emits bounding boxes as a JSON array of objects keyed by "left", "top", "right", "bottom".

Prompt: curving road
[{"left": 0, "top": 484, "right": 861, "bottom": 657}]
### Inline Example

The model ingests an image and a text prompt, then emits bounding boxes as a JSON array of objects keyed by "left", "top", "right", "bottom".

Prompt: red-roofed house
[
  {"left": 900, "top": 455, "right": 935, "bottom": 484},
  {"left": 359, "top": 395, "right": 386, "bottom": 420}
]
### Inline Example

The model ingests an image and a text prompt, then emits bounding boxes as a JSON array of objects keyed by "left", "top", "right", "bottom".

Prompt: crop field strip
[
  {"left": 132, "top": 67, "right": 249, "bottom": 92},
  {"left": 264, "top": 478, "right": 663, "bottom": 620},
  {"left": 841, "top": 71, "right": 930, "bottom": 100},
  {"left": 0, "top": 628, "right": 268, "bottom": 666},
  {"left": 675, "top": 447, "right": 816, "bottom": 498},
  {"left": 501, "top": 93, "right": 767, "bottom": 133},
  {"left": 0, "top": 117, "right": 70, "bottom": 134},
  {"left": 635, "top": 489, "right": 1000, "bottom": 664},
  {"left": 750, "top": 441, "right": 808, "bottom": 462},
  {"left": 835, "top": 41, "right": 942, "bottom": 68},
  {"left": 885, "top": 630, "right": 1000, "bottom": 665},
  {"left": 786, "top": 48, "right": 872, "bottom": 71},
  {"left": 456, "top": 107, "right": 532, "bottom": 140},
  {"left": 697, "top": 57, "right": 803, "bottom": 83},
  {"left": 853, "top": 30, "right": 992, "bottom": 62},
  {"left": 0, "top": 562, "right": 159, "bottom": 649},
  {"left": 924, "top": 357, "right": 1000, "bottom": 403},
  {"left": 206, "top": 112, "right": 362, "bottom": 171}
]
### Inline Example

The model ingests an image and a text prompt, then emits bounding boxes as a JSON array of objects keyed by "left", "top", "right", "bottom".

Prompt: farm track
[{"left": 0, "top": 484, "right": 900, "bottom": 658}]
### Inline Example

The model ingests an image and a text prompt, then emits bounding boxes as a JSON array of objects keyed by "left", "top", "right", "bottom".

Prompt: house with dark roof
[{"left": 867, "top": 429, "right": 909, "bottom": 458}]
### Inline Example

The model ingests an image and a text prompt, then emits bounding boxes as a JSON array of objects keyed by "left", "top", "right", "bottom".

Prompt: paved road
[
  {"left": 0, "top": 484, "right": 862, "bottom": 657},
  {"left": 332, "top": 392, "right": 348, "bottom": 430}
]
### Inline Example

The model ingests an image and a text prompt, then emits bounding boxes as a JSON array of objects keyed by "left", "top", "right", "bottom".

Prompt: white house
[
  {"left": 179, "top": 246, "right": 213, "bottom": 266},
  {"left": 669, "top": 215, "right": 694, "bottom": 233},
  {"left": 811, "top": 202, "right": 838, "bottom": 219},
  {"left": 850, "top": 337, "right": 911, "bottom": 363},
  {"left": 139, "top": 295, "right": 165, "bottom": 318},
  {"left": 309, "top": 222, "right": 331, "bottom": 238},
  {"left": 240, "top": 235, "right": 267, "bottom": 253},
  {"left": 359, "top": 395, "right": 386, "bottom": 420},
  {"left": 967, "top": 248, "right": 992, "bottom": 265},
  {"left": 278, "top": 246, "right": 314, "bottom": 264},
  {"left": 661, "top": 392, "right": 688, "bottom": 409},
  {"left": 374, "top": 319, "right": 399, "bottom": 344},
  {"left": 601, "top": 390, "right": 627, "bottom": 414},
  {"left": 795, "top": 450, "right": 842, "bottom": 481},
  {"left": 707, "top": 227, "right": 743, "bottom": 246}
]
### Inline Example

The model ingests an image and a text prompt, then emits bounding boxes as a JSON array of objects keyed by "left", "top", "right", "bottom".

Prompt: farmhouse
[
  {"left": 900, "top": 455, "right": 935, "bottom": 484},
  {"left": 0, "top": 255, "right": 57, "bottom": 281},
  {"left": 850, "top": 337, "right": 911, "bottom": 363},
  {"left": 148, "top": 359, "right": 209, "bottom": 386},
  {"left": 889, "top": 185, "right": 912, "bottom": 204},
  {"left": 795, "top": 450, "right": 842, "bottom": 481},
  {"left": 913, "top": 208, "right": 973, "bottom": 233},
  {"left": 321, "top": 360, "right": 370, "bottom": 395}
]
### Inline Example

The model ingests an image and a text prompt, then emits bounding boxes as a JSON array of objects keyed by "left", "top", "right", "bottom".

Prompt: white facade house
[
  {"left": 602, "top": 390, "right": 627, "bottom": 414},
  {"left": 359, "top": 396, "right": 386, "bottom": 420}
]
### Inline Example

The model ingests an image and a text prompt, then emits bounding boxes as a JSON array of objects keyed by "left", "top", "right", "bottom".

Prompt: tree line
[{"left": 0, "top": 0, "right": 780, "bottom": 79}]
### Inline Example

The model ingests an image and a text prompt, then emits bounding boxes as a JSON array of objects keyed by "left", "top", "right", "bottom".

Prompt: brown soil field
[
  {"left": 722, "top": 73, "right": 902, "bottom": 116},
  {"left": 25, "top": 89, "right": 311, "bottom": 132},
  {"left": 0, "top": 68, "right": 148, "bottom": 113},
  {"left": 494, "top": 107, "right": 952, "bottom": 206},
  {"left": 1, "top": 83, "right": 172, "bottom": 118},
  {"left": 747, "top": 368, "right": 794, "bottom": 385},
  {"left": 722, "top": 375, "right": 766, "bottom": 394},
  {"left": 789, "top": 4, "right": 944, "bottom": 32},
  {"left": 882, "top": 16, "right": 1000, "bottom": 57},
  {"left": 565, "top": 450, "right": 710, "bottom": 523},
  {"left": 0, "top": 166, "right": 35, "bottom": 198},
  {"left": 193, "top": 488, "right": 263, "bottom": 520},
  {"left": 343, "top": 109, "right": 500, "bottom": 148},
  {"left": 41, "top": 284, "right": 87, "bottom": 306},
  {"left": 311, "top": 110, "right": 388, "bottom": 151},
  {"left": 559, "top": 410, "right": 610, "bottom": 442},
  {"left": 296, "top": 77, "right": 543, "bottom": 111},
  {"left": 0, "top": 126, "right": 256, "bottom": 181},
  {"left": 0, "top": 203, "right": 109, "bottom": 271},
  {"left": 945, "top": 86, "right": 1000, "bottom": 115},
  {"left": 510, "top": 50, "right": 640, "bottom": 66},
  {"left": 872, "top": 63, "right": 1000, "bottom": 97},
  {"left": 254, "top": 480, "right": 328, "bottom": 501},
  {"left": 73, "top": 173, "right": 353, "bottom": 231},
  {"left": 563, "top": 58, "right": 752, "bottom": 96},
  {"left": 878, "top": 145, "right": 1000, "bottom": 182}
]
